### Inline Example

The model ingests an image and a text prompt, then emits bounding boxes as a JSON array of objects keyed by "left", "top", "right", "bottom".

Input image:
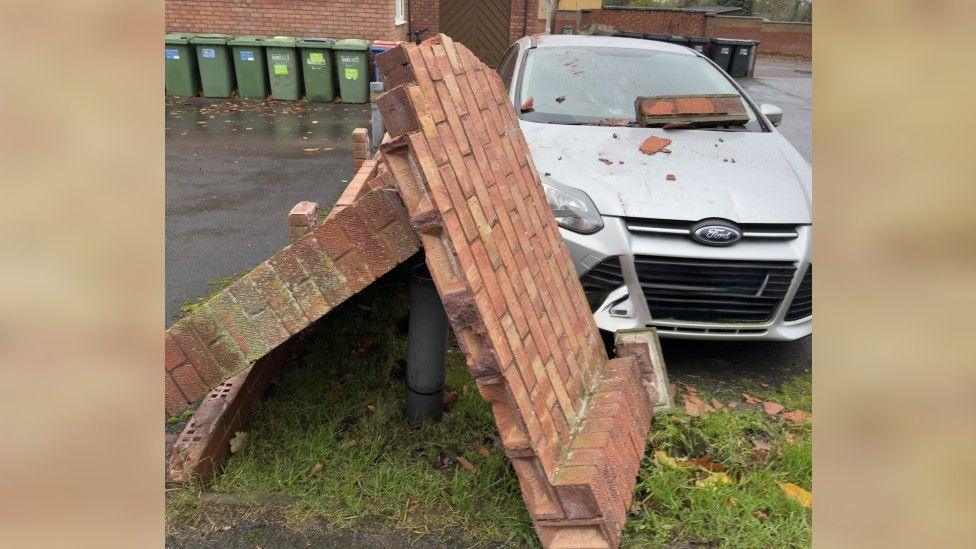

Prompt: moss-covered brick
[{"left": 207, "top": 290, "right": 269, "bottom": 362}]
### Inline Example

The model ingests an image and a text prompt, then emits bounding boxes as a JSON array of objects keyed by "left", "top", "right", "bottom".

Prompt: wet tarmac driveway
[{"left": 165, "top": 97, "right": 371, "bottom": 324}]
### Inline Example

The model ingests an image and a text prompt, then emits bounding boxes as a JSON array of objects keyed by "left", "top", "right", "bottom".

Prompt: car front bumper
[{"left": 563, "top": 217, "right": 812, "bottom": 340}]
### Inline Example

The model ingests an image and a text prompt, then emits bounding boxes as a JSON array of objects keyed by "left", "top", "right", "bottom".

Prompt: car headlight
[{"left": 541, "top": 177, "right": 603, "bottom": 234}]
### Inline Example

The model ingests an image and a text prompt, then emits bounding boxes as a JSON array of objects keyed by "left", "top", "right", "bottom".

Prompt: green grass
[
  {"left": 166, "top": 268, "right": 812, "bottom": 547},
  {"left": 179, "top": 275, "right": 237, "bottom": 316}
]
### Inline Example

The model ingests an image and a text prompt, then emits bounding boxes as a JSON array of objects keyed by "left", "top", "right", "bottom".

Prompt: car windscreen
[{"left": 516, "top": 46, "right": 761, "bottom": 131}]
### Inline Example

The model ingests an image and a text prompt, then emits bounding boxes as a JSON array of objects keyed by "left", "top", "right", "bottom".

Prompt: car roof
[{"left": 521, "top": 33, "right": 697, "bottom": 55}]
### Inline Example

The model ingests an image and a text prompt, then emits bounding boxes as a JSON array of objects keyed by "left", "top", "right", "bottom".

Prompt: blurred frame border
[{"left": 0, "top": 0, "right": 974, "bottom": 546}]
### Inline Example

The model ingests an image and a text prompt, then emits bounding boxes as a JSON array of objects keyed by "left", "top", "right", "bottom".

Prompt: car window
[
  {"left": 496, "top": 46, "right": 519, "bottom": 91},
  {"left": 516, "top": 46, "right": 759, "bottom": 130}
]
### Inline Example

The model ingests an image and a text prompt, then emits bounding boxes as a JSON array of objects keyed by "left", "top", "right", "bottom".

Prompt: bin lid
[
  {"left": 264, "top": 36, "right": 299, "bottom": 47},
  {"left": 687, "top": 37, "right": 710, "bottom": 43},
  {"left": 710, "top": 37, "right": 747, "bottom": 45},
  {"left": 644, "top": 33, "right": 670, "bottom": 40},
  {"left": 333, "top": 39, "right": 371, "bottom": 51},
  {"left": 190, "top": 33, "right": 231, "bottom": 45},
  {"left": 296, "top": 38, "right": 336, "bottom": 48},
  {"left": 369, "top": 40, "right": 398, "bottom": 51},
  {"left": 228, "top": 35, "right": 265, "bottom": 46},
  {"left": 165, "top": 33, "right": 195, "bottom": 45}
]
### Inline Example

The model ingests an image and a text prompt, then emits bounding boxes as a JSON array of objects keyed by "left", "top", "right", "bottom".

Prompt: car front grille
[
  {"left": 625, "top": 218, "right": 801, "bottom": 241},
  {"left": 784, "top": 265, "right": 812, "bottom": 321},
  {"left": 634, "top": 255, "right": 797, "bottom": 323},
  {"left": 579, "top": 256, "right": 624, "bottom": 311}
]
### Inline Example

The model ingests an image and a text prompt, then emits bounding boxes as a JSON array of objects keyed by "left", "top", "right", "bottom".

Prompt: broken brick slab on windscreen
[{"left": 376, "top": 35, "right": 654, "bottom": 548}]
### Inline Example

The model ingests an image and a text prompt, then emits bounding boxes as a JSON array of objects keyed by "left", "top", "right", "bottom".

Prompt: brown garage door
[{"left": 439, "top": 0, "right": 512, "bottom": 68}]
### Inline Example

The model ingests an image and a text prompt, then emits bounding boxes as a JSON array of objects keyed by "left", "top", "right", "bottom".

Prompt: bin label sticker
[
  {"left": 739, "top": 48, "right": 748, "bottom": 55},
  {"left": 274, "top": 64, "right": 289, "bottom": 75},
  {"left": 202, "top": 47, "right": 216, "bottom": 59},
  {"left": 271, "top": 52, "right": 290, "bottom": 62},
  {"left": 344, "top": 67, "right": 359, "bottom": 80},
  {"left": 308, "top": 52, "right": 326, "bottom": 65},
  {"left": 694, "top": 45, "right": 704, "bottom": 52},
  {"left": 240, "top": 50, "right": 255, "bottom": 61},
  {"left": 165, "top": 49, "right": 180, "bottom": 60},
  {"left": 340, "top": 55, "right": 358, "bottom": 63},
  {"left": 720, "top": 47, "right": 730, "bottom": 54}
]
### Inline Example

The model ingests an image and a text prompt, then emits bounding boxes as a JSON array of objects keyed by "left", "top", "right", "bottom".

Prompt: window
[
  {"left": 516, "top": 46, "right": 759, "bottom": 130},
  {"left": 395, "top": 0, "right": 405, "bottom": 25},
  {"left": 496, "top": 46, "right": 520, "bottom": 91}
]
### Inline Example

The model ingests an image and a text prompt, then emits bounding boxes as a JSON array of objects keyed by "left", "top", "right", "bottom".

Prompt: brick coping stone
[{"left": 375, "top": 34, "right": 657, "bottom": 548}]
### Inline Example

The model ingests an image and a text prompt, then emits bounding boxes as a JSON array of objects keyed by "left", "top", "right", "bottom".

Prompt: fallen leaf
[
  {"left": 220, "top": 525, "right": 231, "bottom": 531},
  {"left": 555, "top": 95, "right": 566, "bottom": 103},
  {"left": 696, "top": 472, "right": 732, "bottom": 487},
  {"left": 229, "top": 431, "right": 248, "bottom": 454},
  {"left": 742, "top": 393, "right": 763, "bottom": 405},
  {"left": 639, "top": 135, "right": 672, "bottom": 155},
  {"left": 462, "top": 385, "right": 469, "bottom": 397},
  {"left": 760, "top": 383, "right": 771, "bottom": 388},
  {"left": 654, "top": 450, "right": 679, "bottom": 468},
  {"left": 598, "top": 157, "right": 613, "bottom": 165},
  {"left": 683, "top": 457, "right": 725, "bottom": 473},
  {"left": 303, "top": 147, "right": 319, "bottom": 152},
  {"left": 443, "top": 390, "right": 458, "bottom": 410},
  {"left": 666, "top": 174, "right": 677, "bottom": 181},
  {"left": 763, "top": 402, "right": 785, "bottom": 415},
  {"left": 777, "top": 482, "right": 812, "bottom": 508},
  {"left": 456, "top": 456, "right": 476, "bottom": 472},
  {"left": 366, "top": 404, "right": 376, "bottom": 412},
  {"left": 478, "top": 445, "right": 491, "bottom": 459},
  {"left": 711, "top": 398, "right": 723, "bottom": 410},
  {"left": 668, "top": 383, "right": 678, "bottom": 401},
  {"left": 781, "top": 410, "right": 810, "bottom": 424},
  {"left": 683, "top": 394, "right": 714, "bottom": 417},
  {"left": 406, "top": 498, "right": 420, "bottom": 507},
  {"left": 727, "top": 402, "right": 739, "bottom": 408},
  {"left": 752, "top": 440, "right": 772, "bottom": 451},
  {"left": 520, "top": 97, "right": 534, "bottom": 112},
  {"left": 754, "top": 509, "right": 769, "bottom": 521},
  {"left": 308, "top": 462, "right": 324, "bottom": 477}
]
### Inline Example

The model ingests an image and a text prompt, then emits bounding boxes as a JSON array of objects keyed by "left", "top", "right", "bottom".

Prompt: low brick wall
[
  {"left": 562, "top": 6, "right": 811, "bottom": 59},
  {"left": 581, "top": 6, "right": 707, "bottom": 36},
  {"left": 164, "top": 0, "right": 408, "bottom": 41}
]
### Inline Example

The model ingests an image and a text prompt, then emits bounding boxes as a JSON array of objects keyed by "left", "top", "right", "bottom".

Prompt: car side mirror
[{"left": 760, "top": 104, "right": 783, "bottom": 127}]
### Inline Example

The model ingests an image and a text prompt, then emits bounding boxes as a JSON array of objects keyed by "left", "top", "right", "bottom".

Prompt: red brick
[{"left": 377, "top": 37, "right": 653, "bottom": 547}]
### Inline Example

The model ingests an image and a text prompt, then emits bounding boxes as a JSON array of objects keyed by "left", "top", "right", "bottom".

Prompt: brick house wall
[
  {"left": 165, "top": 0, "right": 408, "bottom": 41},
  {"left": 166, "top": 1, "right": 543, "bottom": 46}
]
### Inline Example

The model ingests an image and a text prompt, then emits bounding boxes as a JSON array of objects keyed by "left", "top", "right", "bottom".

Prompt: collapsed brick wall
[
  {"left": 165, "top": 0, "right": 408, "bottom": 42},
  {"left": 376, "top": 35, "right": 653, "bottom": 547},
  {"left": 165, "top": 184, "right": 419, "bottom": 418}
]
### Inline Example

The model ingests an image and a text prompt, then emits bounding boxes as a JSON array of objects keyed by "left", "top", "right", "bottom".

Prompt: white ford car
[{"left": 496, "top": 34, "right": 812, "bottom": 340}]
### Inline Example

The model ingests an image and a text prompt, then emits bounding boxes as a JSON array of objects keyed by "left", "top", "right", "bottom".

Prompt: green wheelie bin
[
  {"left": 264, "top": 36, "right": 302, "bottom": 101},
  {"left": 228, "top": 36, "right": 269, "bottom": 99},
  {"left": 333, "top": 39, "right": 371, "bottom": 103},
  {"left": 165, "top": 33, "right": 200, "bottom": 96},
  {"left": 297, "top": 38, "right": 336, "bottom": 102},
  {"left": 190, "top": 34, "right": 235, "bottom": 97}
]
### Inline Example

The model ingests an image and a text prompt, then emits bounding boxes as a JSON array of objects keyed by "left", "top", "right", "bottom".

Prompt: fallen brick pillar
[
  {"left": 165, "top": 180, "right": 420, "bottom": 419},
  {"left": 376, "top": 35, "right": 656, "bottom": 548}
]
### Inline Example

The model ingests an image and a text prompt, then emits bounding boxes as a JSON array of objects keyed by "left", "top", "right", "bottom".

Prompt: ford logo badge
[{"left": 691, "top": 219, "right": 742, "bottom": 246}]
